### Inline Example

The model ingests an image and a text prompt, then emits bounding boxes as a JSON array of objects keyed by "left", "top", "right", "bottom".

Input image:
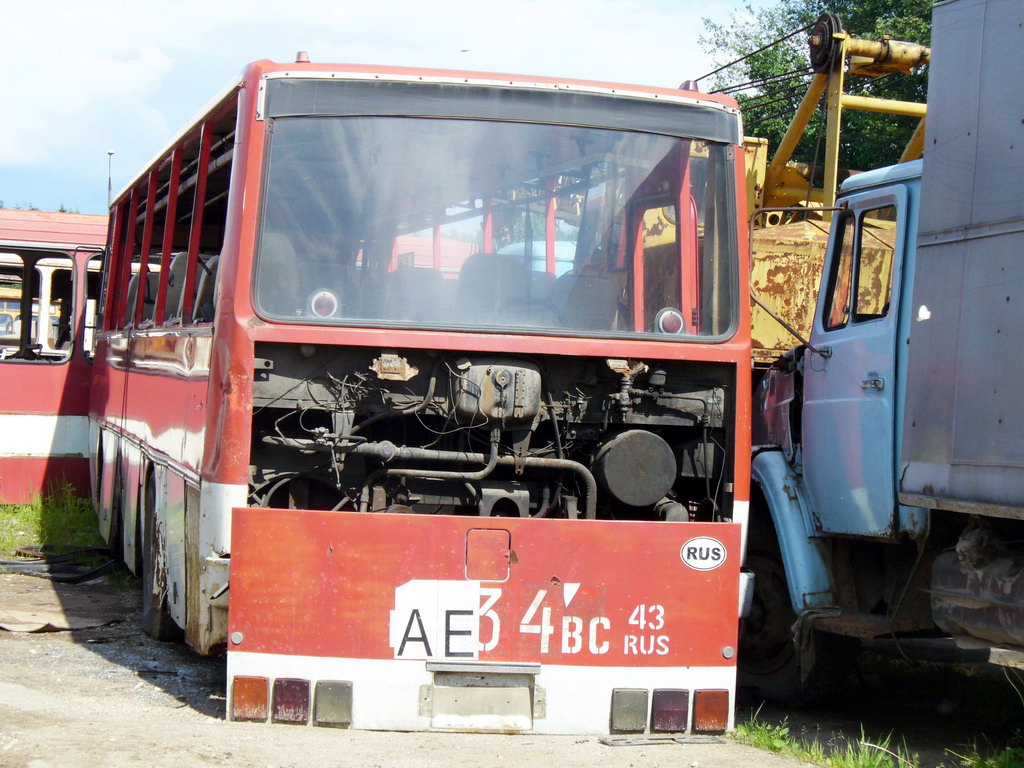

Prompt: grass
[
  {"left": 736, "top": 705, "right": 1024, "bottom": 768},
  {"left": 735, "top": 714, "right": 919, "bottom": 768},
  {"left": 0, "top": 483, "right": 104, "bottom": 558}
]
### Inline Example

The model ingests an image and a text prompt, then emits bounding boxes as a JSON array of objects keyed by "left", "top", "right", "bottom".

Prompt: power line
[
  {"left": 713, "top": 67, "right": 813, "bottom": 95},
  {"left": 740, "top": 81, "right": 813, "bottom": 110},
  {"left": 694, "top": 21, "right": 815, "bottom": 84}
]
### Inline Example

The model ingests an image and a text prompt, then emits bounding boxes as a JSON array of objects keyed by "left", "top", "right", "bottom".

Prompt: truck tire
[
  {"left": 739, "top": 551, "right": 803, "bottom": 703},
  {"left": 739, "top": 550, "right": 857, "bottom": 705}
]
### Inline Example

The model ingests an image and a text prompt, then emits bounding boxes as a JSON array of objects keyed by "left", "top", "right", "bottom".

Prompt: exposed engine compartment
[{"left": 249, "top": 343, "right": 734, "bottom": 522}]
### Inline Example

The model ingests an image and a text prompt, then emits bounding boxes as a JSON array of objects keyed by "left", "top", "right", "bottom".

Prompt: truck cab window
[
  {"left": 854, "top": 204, "right": 897, "bottom": 321},
  {"left": 824, "top": 213, "right": 855, "bottom": 331}
]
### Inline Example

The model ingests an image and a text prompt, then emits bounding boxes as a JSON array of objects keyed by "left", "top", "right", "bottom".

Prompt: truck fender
[{"left": 751, "top": 449, "right": 836, "bottom": 612}]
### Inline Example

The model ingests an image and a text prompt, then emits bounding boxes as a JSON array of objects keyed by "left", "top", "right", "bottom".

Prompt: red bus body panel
[{"left": 231, "top": 509, "right": 740, "bottom": 667}]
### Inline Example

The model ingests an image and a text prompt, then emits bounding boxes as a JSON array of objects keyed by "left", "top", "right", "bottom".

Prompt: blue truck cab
[
  {"left": 742, "top": 0, "right": 1024, "bottom": 703},
  {"left": 744, "top": 162, "right": 931, "bottom": 698}
]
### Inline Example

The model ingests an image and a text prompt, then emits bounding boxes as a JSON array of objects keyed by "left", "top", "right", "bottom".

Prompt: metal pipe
[
  {"left": 762, "top": 73, "right": 830, "bottom": 200},
  {"left": 383, "top": 432, "right": 501, "bottom": 482},
  {"left": 839, "top": 93, "right": 927, "bottom": 118},
  {"left": 262, "top": 434, "right": 600, "bottom": 518}
]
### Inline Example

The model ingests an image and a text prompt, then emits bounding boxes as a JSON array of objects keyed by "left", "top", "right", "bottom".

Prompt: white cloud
[{"left": 0, "top": 0, "right": 764, "bottom": 212}]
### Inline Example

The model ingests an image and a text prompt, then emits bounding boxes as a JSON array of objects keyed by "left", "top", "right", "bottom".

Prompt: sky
[{"left": 0, "top": 0, "right": 767, "bottom": 215}]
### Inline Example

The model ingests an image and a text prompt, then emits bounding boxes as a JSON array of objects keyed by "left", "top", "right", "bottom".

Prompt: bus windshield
[{"left": 254, "top": 116, "right": 737, "bottom": 338}]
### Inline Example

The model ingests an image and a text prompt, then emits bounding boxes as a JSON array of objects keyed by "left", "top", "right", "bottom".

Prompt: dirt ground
[{"left": 0, "top": 573, "right": 808, "bottom": 768}]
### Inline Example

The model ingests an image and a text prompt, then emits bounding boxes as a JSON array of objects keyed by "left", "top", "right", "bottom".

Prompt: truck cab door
[{"left": 802, "top": 185, "right": 908, "bottom": 537}]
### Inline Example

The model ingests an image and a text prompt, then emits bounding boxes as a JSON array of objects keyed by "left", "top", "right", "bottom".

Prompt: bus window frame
[{"left": 0, "top": 249, "right": 80, "bottom": 365}]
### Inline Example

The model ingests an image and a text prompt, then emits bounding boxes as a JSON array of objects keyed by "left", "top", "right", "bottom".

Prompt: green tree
[{"left": 700, "top": 0, "right": 931, "bottom": 172}]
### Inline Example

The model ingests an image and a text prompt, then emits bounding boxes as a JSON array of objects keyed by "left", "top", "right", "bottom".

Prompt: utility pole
[{"left": 107, "top": 151, "right": 115, "bottom": 209}]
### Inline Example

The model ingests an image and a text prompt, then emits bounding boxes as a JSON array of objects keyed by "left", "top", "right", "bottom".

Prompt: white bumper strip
[{"left": 227, "top": 651, "right": 734, "bottom": 733}]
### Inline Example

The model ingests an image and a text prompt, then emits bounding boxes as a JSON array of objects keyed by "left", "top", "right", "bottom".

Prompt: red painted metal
[
  {"left": 631, "top": 214, "right": 646, "bottom": 332},
  {"left": 545, "top": 184, "right": 556, "bottom": 274},
  {"left": 102, "top": 200, "right": 125, "bottom": 331},
  {"left": 155, "top": 146, "right": 184, "bottom": 325},
  {"left": 432, "top": 223, "right": 442, "bottom": 271},
  {"left": 0, "top": 209, "right": 106, "bottom": 248},
  {"left": 135, "top": 169, "right": 159, "bottom": 326},
  {"left": 114, "top": 188, "right": 140, "bottom": 328},
  {"left": 483, "top": 199, "right": 494, "bottom": 252},
  {"left": 181, "top": 120, "right": 214, "bottom": 324},
  {"left": 0, "top": 457, "right": 90, "bottom": 505},
  {"left": 230, "top": 508, "right": 741, "bottom": 667},
  {"left": 679, "top": 153, "right": 700, "bottom": 335}
]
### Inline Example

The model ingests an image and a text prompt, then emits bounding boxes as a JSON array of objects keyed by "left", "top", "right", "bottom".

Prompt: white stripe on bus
[{"left": 0, "top": 413, "right": 88, "bottom": 457}]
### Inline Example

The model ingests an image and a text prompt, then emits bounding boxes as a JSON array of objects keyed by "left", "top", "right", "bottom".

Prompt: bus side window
[
  {"left": 193, "top": 254, "right": 219, "bottom": 323},
  {"left": 0, "top": 256, "right": 25, "bottom": 358},
  {"left": 0, "top": 255, "right": 74, "bottom": 363},
  {"left": 180, "top": 102, "right": 234, "bottom": 326}
]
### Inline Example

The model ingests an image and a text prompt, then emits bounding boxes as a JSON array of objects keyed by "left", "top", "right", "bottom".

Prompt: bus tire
[
  {"left": 109, "top": 463, "right": 125, "bottom": 567},
  {"left": 141, "top": 474, "right": 181, "bottom": 642}
]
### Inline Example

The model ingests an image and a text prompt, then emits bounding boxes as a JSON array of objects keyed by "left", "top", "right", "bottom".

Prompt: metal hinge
[{"left": 861, "top": 377, "right": 885, "bottom": 391}]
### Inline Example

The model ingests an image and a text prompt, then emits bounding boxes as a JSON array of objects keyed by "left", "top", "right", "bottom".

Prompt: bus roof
[
  {"left": 247, "top": 58, "right": 741, "bottom": 113},
  {"left": 0, "top": 208, "right": 107, "bottom": 250}
]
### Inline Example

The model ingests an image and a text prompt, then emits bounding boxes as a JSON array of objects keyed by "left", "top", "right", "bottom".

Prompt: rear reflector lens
[
  {"left": 655, "top": 307, "right": 685, "bottom": 334},
  {"left": 314, "top": 680, "right": 353, "bottom": 728},
  {"left": 610, "top": 688, "right": 648, "bottom": 733},
  {"left": 651, "top": 688, "right": 690, "bottom": 733},
  {"left": 272, "top": 678, "right": 310, "bottom": 724},
  {"left": 310, "top": 290, "right": 339, "bottom": 318},
  {"left": 231, "top": 676, "right": 269, "bottom": 722},
  {"left": 692, "top": 689, "right": 730, "bottom": 733}
]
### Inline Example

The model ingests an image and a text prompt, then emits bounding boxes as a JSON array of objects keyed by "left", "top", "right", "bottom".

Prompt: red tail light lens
[
  {"left": 692, "top": 688, "right": 730, "bottom": 733},
  {"left": 231, "top": 676, "right": 269, "bottom": 722},
  {"left": 310, "top": 290, "right": 339, "bottom": 318},
  {"left": 651, "top": 688, "right": 690, "bottom": 732},
  {"left": 272, "top": 678, "right": 310, "bottom": 724},
  {"left": 655, "top": 308, "right": 685, "bottom": 334}
]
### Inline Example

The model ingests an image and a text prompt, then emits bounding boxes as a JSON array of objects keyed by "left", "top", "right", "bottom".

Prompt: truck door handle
[{"left": 861, "top": 377, "right": 885, "bottom": 391}]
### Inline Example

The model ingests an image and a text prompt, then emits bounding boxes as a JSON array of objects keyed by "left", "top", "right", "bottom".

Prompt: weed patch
[{"left": 0, "top": 483, "right": 103, "bottom": 558}]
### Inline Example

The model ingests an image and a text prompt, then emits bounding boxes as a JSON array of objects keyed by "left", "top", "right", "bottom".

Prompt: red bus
[
  {"left": 92, "top": 57, "right": 751, "bottom": 734},
  {"left": 0, "top": 209, "right": 105, "bottom": 503}
]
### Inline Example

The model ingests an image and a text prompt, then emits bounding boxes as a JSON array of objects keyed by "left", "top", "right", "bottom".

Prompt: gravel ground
[{"left": 0, "top": 574, "right": 807, "bottom": 768}]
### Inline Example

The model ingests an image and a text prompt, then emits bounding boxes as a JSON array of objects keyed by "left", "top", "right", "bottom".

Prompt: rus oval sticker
[{"left": 680, "top": 537, "right": 727, "bottom": 571}]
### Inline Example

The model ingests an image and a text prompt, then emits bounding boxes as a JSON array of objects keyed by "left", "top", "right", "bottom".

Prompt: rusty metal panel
[
  {"left": 184, "top": 483, "right": 202, "bottom": 650},
  {"left": 750, "top": 220, "right": 831, "bottom": 363}
]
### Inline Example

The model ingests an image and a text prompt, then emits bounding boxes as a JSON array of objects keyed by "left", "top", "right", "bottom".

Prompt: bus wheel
[
  {"left": 141, "top": 475, "right": 181, "bottom": 642},
  {"left": 109, "top": 465, "right": 125, "bottom": 567}
]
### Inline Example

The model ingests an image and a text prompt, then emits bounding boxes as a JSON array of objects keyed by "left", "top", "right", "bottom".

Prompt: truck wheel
[
  {"left": 739, "top": 551, "right": 803, "bottom": 703},
  {"left": 141, "top": 476, "right": 181, "bottom": 642},
  {"left": 740, "top": 551, "right": 857, "bottom": 704}
]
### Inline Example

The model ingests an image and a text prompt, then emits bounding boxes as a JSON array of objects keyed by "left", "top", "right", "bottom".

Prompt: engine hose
[
  {"left": 266, "top": 435, "right": 600, "bottom": 518},
  {"left": 350, "top": 356, "right": 443, "bottom": 435}
]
